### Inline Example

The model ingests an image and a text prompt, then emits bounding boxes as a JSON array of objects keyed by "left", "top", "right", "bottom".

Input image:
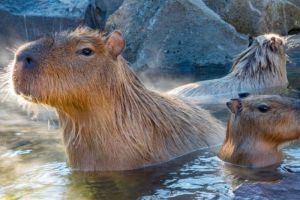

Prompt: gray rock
[
  {"left": 234, "top": 174, "right": 300, "bottom": 200},
  {"left": 85, "top": 0, "right": 124, "bottom": 29},
  {"left": 286, "top": 34, "right": 300, "bottom": 66},
  {"left": 106, "top": 0, "right": 247, "bottom": 72},
  {"left": 203, "top": 0, "right": 300, "bottom": 35}
]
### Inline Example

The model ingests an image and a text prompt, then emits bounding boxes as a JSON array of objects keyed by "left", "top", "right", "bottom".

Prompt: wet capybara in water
[
  {"left": 219, "top": 94, "right": 300, "bottom": 168},
  {"left": 168, "top": 34, "right": 287, "bottom": 102},
  {"left": 10, "top": 27, "right": 225, "bottom": 171}
]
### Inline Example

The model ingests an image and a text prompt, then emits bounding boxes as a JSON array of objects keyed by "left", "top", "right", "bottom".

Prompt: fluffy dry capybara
[
  {"left": 10, "top": 27, "right": 225, "bottom": 171},
  {"left": 219, "top": 94, "right": 300, "bottom": 168},
  {"left": 168, "top": 34, "right": 287, "bottom": 101}
]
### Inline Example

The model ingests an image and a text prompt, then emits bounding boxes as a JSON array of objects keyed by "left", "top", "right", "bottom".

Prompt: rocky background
[
  {"left": 1, "top": 0, "right": 300, "bottom": 72},
  {"left": 0, "top": 0, "right": 300, "bottom": 196}
]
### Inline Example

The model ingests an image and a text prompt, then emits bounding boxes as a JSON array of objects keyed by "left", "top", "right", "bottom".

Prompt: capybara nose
[
  {"left": 24, "top": 56, "right": 34, "bottom": 69},
  {"left": 226, "top": 101, "right": 231, "bottom": 107},
  {"left": 16, "top": 53, "right": 36, "bottom": 70}
]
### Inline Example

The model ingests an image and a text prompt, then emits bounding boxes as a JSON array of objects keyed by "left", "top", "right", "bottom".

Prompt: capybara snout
[
  {"left": 15, "top": 37, "right": 54, "bottom": 69},
  {"left": 13, "top": 37, "right": 56, "bottom": 97},
  {"left": 15, "top": 50, "right": 36, "bottom": 70}
]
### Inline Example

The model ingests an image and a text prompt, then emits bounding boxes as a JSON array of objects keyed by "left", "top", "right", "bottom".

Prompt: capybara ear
[
  {"left": 270, "top": 37, "right": 276, "bottom": 51},
  {"left": 248, "top": 36, "right": 254, "bottom": 47},
  {"left": 238, "top": 93, "right": 250, "bottom": 99},
  {"left": 226, "top": 99, "right": 242, "bottom": 114},
  {"left": 271, "top": 37, "right": 276, "bottom": 43},
  {"left": 105, "top": 31, "right": 125, "bottom": 57}
]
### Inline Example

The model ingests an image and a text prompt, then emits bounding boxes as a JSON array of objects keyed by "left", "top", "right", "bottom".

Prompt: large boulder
[
  {"left": 203, "top": 0, "right": 300, "bottom": 36},
  {"left": 234, "top": 175, "right": 300, "bottom": 199},
  {"left": 106, "top": 0, "right": 247, "bottom": 72}
]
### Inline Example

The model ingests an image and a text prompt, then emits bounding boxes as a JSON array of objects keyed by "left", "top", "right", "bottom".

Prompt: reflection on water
[{"left": 1, "top": 56, "right": 300, "bottom": 199}]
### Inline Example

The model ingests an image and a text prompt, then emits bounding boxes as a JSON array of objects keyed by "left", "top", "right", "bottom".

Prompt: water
[{"left": 1, "top": 51, "right": 300, "bottom": 200}]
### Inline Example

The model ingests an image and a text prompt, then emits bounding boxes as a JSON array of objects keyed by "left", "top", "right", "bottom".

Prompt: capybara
[
  {"left": 219, "top": 94, "right": 300, "bottom": 168},
  {"left": 168, "top": 34, "right": 287, "bottom": 102},
  {"left": 10, "top": 27, "right": 225, "bottom": 171}
]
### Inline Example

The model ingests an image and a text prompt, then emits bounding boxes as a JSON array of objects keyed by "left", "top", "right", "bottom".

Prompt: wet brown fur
[
  {"left": 219, "top": 95, "right": 300, "bottom": 168},
  {"left": 10, "top": 27, "right": 225, "bottom": 171}
]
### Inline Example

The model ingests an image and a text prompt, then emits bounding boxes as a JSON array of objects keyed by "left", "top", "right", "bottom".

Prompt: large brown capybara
[
  {"left": 219, "top": 94, "right": 300, "bottom": 168},
  {"left": 168, "top": 34, "right": 287, "bottom": 102},
  {"left": 10, "top": 27, "right": 225, "bottom": 171}
]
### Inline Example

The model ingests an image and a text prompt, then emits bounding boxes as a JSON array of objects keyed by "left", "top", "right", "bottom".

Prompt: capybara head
[
  {"left": 227, "top": 94, "right": 300, "bottom": 143},
  {"left": 232, "top": 34, "right": 286, "bottom": 78},
  {"left": 220, "top": 94, "right": 300, "bottom": 168},
  {"left": 12, "top": 27, "right": 125, "bottom": 111}
]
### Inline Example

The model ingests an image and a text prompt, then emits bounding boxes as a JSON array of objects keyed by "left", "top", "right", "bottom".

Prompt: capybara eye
[
  {"left": 238, "top": 92, "right": 250, "bottom": 98},
  {"left": 257, "top": 105, "right": 270, "bottom": 113},
  {"left": 81, "top": 48, "right": 94, "bottom": 56}
]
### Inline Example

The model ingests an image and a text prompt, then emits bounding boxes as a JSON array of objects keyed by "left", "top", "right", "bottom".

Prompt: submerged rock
[
  {"left": 106, "top": 0, "right": 247, "bottom": 71},
  {"left": 234, "top": 174, "right": 300, "bottom": 199},
  {"left": 203, "top": 0, "right": 300, "bottom": 36}
]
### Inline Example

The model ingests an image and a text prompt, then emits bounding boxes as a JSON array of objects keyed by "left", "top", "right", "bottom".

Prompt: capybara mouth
[
  {"left": 12, "top": 68, "right": 29, "bottom": 96},
  {"left": 12, "top": 62, "right": 40, "bottom": 102},
  {"left": 13, "top": 77, "right": 40, "bottom": 104}
]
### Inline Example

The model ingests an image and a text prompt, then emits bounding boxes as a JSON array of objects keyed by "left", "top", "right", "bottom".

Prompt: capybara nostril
[
  {"left": 25, "top": 57, "right": 34, "bottom": 69},
  {"left": 16, "top": 53, "right": 36, "bottom": 70}
]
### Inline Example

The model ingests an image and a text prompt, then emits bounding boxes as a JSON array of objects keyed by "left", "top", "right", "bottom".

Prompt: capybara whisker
[{"left": 6, "top": 47, "right": 17, "bottom": 54}]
